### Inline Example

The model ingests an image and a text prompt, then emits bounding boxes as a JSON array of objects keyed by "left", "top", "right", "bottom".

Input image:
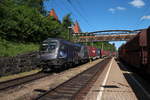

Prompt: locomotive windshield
[
  {"left": 40, "top": 43, "right": 48, "bottom": 51},
  {"left": 48, "top": 42, "right": 57, "bottom": 52},
  {"left": 40, "top": 42, "right": 57, "bottom": 52}
]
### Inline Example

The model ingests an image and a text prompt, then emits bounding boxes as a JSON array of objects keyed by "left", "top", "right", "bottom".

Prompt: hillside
[
  {"left": 0, "top": 0, "right": 116, "bottom": 57},
  {"left": 0, "top": 38, "right": 39, "bottom": 57}
]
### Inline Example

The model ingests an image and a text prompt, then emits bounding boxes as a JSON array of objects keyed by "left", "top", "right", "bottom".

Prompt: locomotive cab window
[
  {"left": 40, "top": 43, "right": 48, "bottom": 51},
  {"left": 40, "top": 42, "right": 57, "bottom": 52},
  {"left": 48, "top": 42, "right": 57, "bottom": 52},
  {"left": 48, "top": 42, "right": 57, "bottom": 49}
]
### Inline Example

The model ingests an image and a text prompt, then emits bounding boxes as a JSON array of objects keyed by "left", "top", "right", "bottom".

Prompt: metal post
[
  {"left": 68, "top": 26, "right": 72, "bottom": 41},
  {"left": 101, "top": 42, "right": 103, "bottom": 50},
  {"left": 86, "top": 33, "right": 88, "bottom": 45}
]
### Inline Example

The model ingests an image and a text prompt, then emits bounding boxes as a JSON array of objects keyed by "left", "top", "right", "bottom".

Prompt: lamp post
[{"left": 68, "top": 26, "right": 72, "bottom": 41}]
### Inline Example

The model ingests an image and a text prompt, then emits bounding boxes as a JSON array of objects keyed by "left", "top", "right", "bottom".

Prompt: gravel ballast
[{"left": 0, "top": 59, "right": 102, "bottom": 100}]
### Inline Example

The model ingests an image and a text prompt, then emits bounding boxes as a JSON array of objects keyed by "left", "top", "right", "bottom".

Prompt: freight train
[
  {"left": 118, "top": 27, "right": 150, "bottom": 74},
  {"left": 37, "top": 38, "right": 115, "bottom": 71}
]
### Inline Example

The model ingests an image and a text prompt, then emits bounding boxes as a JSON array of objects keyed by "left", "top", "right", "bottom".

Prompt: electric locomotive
[
  {"left": 37, "top": 38, "right": 89, "bottom": 71},
  {"left": 37, "top": 38, "right": 81, "bottom": 71}
]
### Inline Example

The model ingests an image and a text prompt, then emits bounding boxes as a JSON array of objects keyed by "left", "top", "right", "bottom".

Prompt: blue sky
[{"left": 44, "top": 0, "right": 150, "bottom": 49}]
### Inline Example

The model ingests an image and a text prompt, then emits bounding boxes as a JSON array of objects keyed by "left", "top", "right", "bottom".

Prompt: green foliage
[
  {"left": 60, "top": 14, "right": 73, "bottom": 40},
  {"left": 0, "top": 0, "right": 65, "bottom": 43},
  {"left": 14, "top": 0, "right": 47, "bottom": 15},
  {"left": 0, "top": 38, "right": 39, "bottom": 57},
  {"left": 0, "top": 0, "right": 74, "bottom": 56},
  {"left": 0, "top": 0, "right": 116, "bottom": 56},
  {"left": 62, "top": 14, "right": 72, "bottom": 29}
]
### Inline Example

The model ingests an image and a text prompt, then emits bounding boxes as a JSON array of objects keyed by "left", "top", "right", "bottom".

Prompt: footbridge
[{"left": 72, "top": 30, "right": 141, "bottom": 42}]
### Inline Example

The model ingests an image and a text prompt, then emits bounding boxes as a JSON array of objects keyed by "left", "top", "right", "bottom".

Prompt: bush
[{"left": 0, "top": 38, "right": 39, "bottom": 57}]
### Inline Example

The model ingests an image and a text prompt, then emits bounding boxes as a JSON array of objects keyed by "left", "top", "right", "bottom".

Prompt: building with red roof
[
  {"left": 73, "top": 21, "right": 81, "bottom": 33},
  {"left": 49, "top": 9, "right": 58, "bottom": 20}
]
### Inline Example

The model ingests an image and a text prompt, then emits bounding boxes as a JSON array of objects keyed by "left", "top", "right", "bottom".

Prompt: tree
[
  {"left": 62, "top": 14, "right": 72, "bottom": 29},
  {"left": 0, "top": 0, "right": 64, "bottom": 42},
  {"left": 13, "top": 0, "right": 48, "bottom": 15},
  {"left": 61, "top": 14, "right": 73, "bottom": 40}
]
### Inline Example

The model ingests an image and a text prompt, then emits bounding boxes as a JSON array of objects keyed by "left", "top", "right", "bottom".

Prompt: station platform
[{"left": 84, "top": 57, "right": 150, "bottom": 100}]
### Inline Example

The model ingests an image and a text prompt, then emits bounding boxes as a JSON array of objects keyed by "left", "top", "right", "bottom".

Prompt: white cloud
[
  {"left": 108, "top": 8, "right": 115, "bottom": 13},
  {"left": 116, "top": 6, "right": 126, "bottom": 10},
  {"left": 108, "top": 6, "right": 126, "bottom": 13},
  {"left": 129, "top": 0, "right": 145, "bottom": 8},
  {"left": 141, "top": 16, "right": 150, "bottom": 20}
]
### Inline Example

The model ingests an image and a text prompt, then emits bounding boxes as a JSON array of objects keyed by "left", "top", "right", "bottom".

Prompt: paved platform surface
[
  {"left": 100, "top": 58, "right": 137, "bottom": 100},
  {"left": 84, "top": 58, "right": 138, "bottom": 100}
]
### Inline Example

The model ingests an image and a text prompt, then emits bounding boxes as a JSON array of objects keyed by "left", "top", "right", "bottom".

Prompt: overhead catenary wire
[
  {"left": 75, "top": 0, "right": 96, "bottom": 31},
  {"left": 66, "top": 0, "right": 95, "bottom": 31},
  {"left": 53, "top": 0, "right": 64, "bottom": 18},
  {"left": 50, "top": 0, "right": 93, "bottom": 32},
  {"left": 49, "top": 0, "right": 80, "bottom": 26},
  {"left": 66, "top": 0, "right": 96, "bottom": 45},
  {"left": 59, "top": 0, "right": 80, "bottom": 22}
]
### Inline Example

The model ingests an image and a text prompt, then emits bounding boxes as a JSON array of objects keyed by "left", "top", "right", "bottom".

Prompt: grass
[
  {"left": 0, "top": 69, "right": 42, "bottom": 82},
  {"left": 0, "top": 38, "right": 40, "bottom": 57}
]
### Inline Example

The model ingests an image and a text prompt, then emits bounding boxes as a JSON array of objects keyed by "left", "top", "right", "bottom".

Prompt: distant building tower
[
  {"left": 49, "top": 9, "right": 58, "bottom": 20},
  {"left": 73, "top": 21, "right": 81, "bottom": 33}
]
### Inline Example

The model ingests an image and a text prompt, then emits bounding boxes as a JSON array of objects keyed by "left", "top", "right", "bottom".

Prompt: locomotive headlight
[{"left": 59, "top": 51, "right": 67, "bottom": 58}]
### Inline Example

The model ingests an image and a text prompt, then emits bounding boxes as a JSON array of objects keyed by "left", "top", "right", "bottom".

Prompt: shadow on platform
[
  {"left": 101, "top": 85, "right": 119, "bottom": 88},
  {"left": 117, "top": 60, "right": 150, "bottom": 100}
]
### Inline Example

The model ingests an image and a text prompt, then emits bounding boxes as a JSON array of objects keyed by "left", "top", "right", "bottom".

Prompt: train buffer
[{"left": 85, "top": 58, "right": 150, "bottom": 100}]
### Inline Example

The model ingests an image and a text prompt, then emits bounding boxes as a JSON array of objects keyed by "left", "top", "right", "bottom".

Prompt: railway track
[
  {"left": 36, "top": 58, "right": 111, "bottom": 100},
  {"left": 0, "top": 72, "right": 49, "bottom": 91}
]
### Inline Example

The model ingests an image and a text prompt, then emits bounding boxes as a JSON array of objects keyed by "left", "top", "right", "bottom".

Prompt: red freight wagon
[
  {"left": 105, "top": 51, "right": 110, "bottom": 57},
  {"left": 119, "top": 27, "right": 150, "bottom": 74},
  {"left": 86, "top": 46, "right": 97, "bottom": 60},
  {"left": 111, "top": 52, "right": 116, "bottom": 56},
  {"left": 101, "top": 50, "right": 110, "bottom": 58},
  {"left": 119, "top": 33, "right": 141, "bottom": 68}
]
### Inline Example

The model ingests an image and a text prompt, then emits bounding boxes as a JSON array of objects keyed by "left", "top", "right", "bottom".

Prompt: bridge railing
[{"left": 72, "top": 29, "right": 141, "bottom": 42}]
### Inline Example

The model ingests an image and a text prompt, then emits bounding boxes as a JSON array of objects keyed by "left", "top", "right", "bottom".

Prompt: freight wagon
[
  {"left": 86, "top": 46, "right": 97, "bottom": 60},
  {"left": 118, "top": 27, "right": 150, "bottom": 74},
  {"left": 101, "top": 50, "right": 111, "bottom": 58}
]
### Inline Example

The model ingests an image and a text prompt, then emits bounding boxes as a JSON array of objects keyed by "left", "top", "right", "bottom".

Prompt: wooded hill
[{"left": 0, "top": 0, "right": 116, "bottom": 56}]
